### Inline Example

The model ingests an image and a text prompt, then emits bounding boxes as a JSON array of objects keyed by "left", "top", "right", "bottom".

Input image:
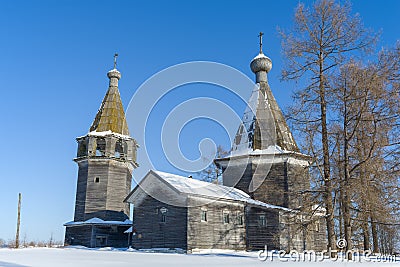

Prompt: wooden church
[{"left": 64, "top": 38, "right": 327, "bottom": 251}]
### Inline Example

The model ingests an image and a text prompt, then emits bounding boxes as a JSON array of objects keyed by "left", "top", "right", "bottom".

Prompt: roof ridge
[
  {"left": 153, "top": 170, "right": 292, "bottom": 211},
  {"left": 153, "top": 170, "right": 249, "bottom": 195}
]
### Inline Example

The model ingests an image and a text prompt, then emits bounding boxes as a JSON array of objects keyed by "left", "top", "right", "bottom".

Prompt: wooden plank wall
[
  {"left": 65, "top": 225, "right": 93, "bottom": 247},
  {"left": 221, "top": 157, "right": 310, "bottom": 210},
  {"left": 74, "top": 159, "right": 132, "bottom": 221},
  {"left": 245, "top": 206, "right": 280, "bottom": 250},
  {"left": 187, "top": 196, "right": 246, "bottom": 251},
  {"left": 74, "top": 161, "right": 88, "bottom": 222},
  {"left": 65, "top": 225, "right": 130, "bottom": 248},
  {"left": 132, "top": 194, "right": 188, "bottom": 250}
]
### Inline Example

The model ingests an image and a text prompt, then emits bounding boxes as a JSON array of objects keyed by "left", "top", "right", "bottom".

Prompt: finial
[
  {"left": 113, "top": 53, "right": 118, "bottom": 69},
  {"left": 251, "top": 32, "right": 272, "bottom": 82},
  {"left": 108, "top": 53, "right": 121, "bottom": 85},
  {"left": 258, "top": 32, "right": 264, "bottom": 54}
]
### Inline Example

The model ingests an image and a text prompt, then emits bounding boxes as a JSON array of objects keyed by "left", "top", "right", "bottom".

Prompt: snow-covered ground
[{"left": 0, "top": 247, "right": 398, "bottom": 267}]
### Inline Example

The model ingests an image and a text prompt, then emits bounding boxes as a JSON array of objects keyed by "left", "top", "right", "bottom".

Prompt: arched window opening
[
  {"left": 115, "top": 140, "right": 125, "bottom": 159},
  {"left": 95, "top": 138, "right": 106, "bottom": 157},
  {"left": 77, "top": 139, "right": 88, "bottom": 157}
]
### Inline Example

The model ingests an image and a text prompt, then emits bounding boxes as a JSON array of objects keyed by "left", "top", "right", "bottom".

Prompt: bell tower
[
  {"left": 215, "top": 34, "right": 310, "bottom": 209},
  {"left": 65, "top": 55, "right": 139, "bottom": 248}
]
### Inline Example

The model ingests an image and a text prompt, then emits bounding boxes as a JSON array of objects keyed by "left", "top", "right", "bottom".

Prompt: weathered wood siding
[
  {"left": 65, "top": 225, "right": 92, "bottom": 247},
  {"left": 279, "top": 212, "right": 327, "bottom": 252},
  {"left": 219, "top": 159, "right": 254, "bottom": 197},
  {"left": 65, "top": 225, "right": 130, "bottom": 248},
  {"left": 105, "top": 160, "right": 132, "bottom": 218},
  {"left": 279, "top": 212, "right": 305, "bottom": 251},
  {"left": 286, "top": 162, "right": 309, "bottom": 209},
  {"left": 132, "top": 192, "right": 188, "bottom": 250},
  {"left": 187, "top": 196, "right": 246, "bottom": 251},
  {"left": 309, "top": 216, "right": 327, "bottom": 251},
  {"left": 220, "top": 156, "right": 309, "bottom": 210},
  {"left": 252, "top": 162, "right": 289, "bottom": 208},
  {"left": 245, "top": 206, "right": 280, "bottom": 250},
  {"left": 74, "top": 158, "right": 132, "bottom": 222},
  {"left": 74, "top": 162, "right": 88, "bottom": 222},
  {"left": 92, "top": 225, "right": 131, "bottom": 248}
]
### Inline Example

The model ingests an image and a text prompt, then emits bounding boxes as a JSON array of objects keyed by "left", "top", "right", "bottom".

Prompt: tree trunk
[
  {"left": 360, "top": 170, "right": 370, "bottom": 251},
  {"left": 343, "top": 88, "right": 352, "bottom": 257},
  {"left": 362, "top": 218, "right": 370, "bottom": 251},
  {"left": 319, "top": 56, "right": 336, "bottom": 251},
  {"left": 338, "top": 187, "right": 344, "bottom": 239},
  {"left": 370, "top": 214, "right": 379, "bottom": 253},
  {"left": 337, "top": 134, "right": 344, "bottom": 240}
]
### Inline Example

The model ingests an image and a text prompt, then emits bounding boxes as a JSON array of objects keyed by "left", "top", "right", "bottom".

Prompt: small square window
[
  {"left": 201, "top": 210, "right": 207, "bottom": 222},
  {"left": 94, "top": 177, "right": 100, "bottom": 183}
]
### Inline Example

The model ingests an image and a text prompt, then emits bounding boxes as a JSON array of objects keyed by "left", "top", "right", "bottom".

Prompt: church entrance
[{"left": 95, "top": 235, "right": 107, "bottom": 247}]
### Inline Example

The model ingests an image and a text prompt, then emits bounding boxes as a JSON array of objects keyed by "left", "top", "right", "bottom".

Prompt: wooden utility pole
[{"left": 15, "top": 193, "right": 21, "bottom": 248}]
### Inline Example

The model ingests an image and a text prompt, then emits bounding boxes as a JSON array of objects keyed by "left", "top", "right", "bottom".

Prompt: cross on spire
[
  {"left": 258, "top": 32, "right": 264, "bottom": 54},
  {"left": 113, "top": 53, "right": 118, "bottom": 69}
]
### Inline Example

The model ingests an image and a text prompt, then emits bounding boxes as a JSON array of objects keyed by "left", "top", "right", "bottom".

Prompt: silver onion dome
[{"left": 250, "top": 53, "right": 272, "bottom": 74}]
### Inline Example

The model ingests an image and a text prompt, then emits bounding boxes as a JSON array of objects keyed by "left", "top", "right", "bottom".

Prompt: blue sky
[{"left": 0, "top": 0, "right": 398, "bottom": 243}]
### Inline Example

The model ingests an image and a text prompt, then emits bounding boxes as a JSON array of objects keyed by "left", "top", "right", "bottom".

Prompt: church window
[
  {"left": 315, "top": 221, "right": 320, "bottom": 232},
  {"left": 201, "top": 209, "right": 207, "bottom": 222},
  {"left": 223, "top": 211, "right": 230, "bottom": 224},
  {"left": 94, "top": 177, "right": 100, "bottom": 183},
  {"left": 258, "top": 214, "right": 266, "bottom": 227},
  {"left": 236, "top": 212, "right": 244, "bottom": 225},
  {"left": 161, "top": 214, "right": 166, "bottom": 223}
]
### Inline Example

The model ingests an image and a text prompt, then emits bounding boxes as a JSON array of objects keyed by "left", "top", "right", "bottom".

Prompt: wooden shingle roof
[{"left": 89, "top": 69, "right": 130, "bottom": 135}]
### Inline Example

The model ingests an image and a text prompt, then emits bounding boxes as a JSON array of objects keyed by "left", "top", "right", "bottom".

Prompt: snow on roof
[
  {"left": 252, "top": 145, "right": 288, "bottom": 154},
  {"left": 64, "top": 218, "right": 132, "bottom": 227},
  {"left": 230, "top": 145, "right": 288, "bottom": 157},
  {"left": 153, "top": 170, "right": 291, "bottom": 211},
  {"left": 77, "top": 130, "right": 133, "bottom": 141},
  {"left": 228, "top": 145, "right": 310, "bottom": 161},
  {"left": 108, "top": 68, "right": 121, "bottom": 74},
  {"left": 253, "top": 53, "right": 269, "bottom": 60}
]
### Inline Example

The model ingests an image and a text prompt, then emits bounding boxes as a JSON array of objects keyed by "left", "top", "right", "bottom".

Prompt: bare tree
[
  {"left": 198, "top": 145, "right": 229, "bottom": 183},
  {"left": 48, "top": 232, "right": 54, "bottom": 248},
  {"left": 329, "top": 42, "right": 399, "bottom": 253},
  {"left": 22, "top": 233, "right": 27, "bottom": 248},
  {"left": 279, "top": 0, "right": 378, "bottom": 251}
]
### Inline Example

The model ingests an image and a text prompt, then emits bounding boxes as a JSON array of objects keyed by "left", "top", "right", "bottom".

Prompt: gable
[{"left": 125, "top": 171, "right": 187, "bottom": 207}]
